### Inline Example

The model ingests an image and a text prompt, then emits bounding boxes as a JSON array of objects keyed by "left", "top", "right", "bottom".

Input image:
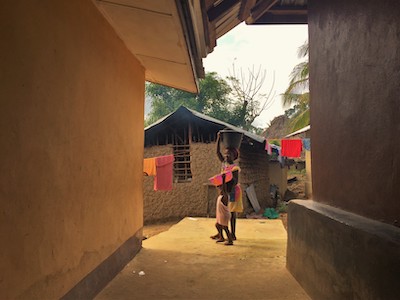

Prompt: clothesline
[
  {"left": 143, "top": 155, "right": 175, "bottom": 191},
  {"left": 265, "top": 138, "right": 311, "bottom": 159}
]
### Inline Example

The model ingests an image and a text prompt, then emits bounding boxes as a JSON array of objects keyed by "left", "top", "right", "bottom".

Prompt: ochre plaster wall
[
  {"left": 309, "top": 0, "right": 400, "bottom": 226},
  {"left": 305, "top": 150, "right": 312, "bottom": 198},
  {"left": 0, "top": 1, "right": 144, "bottom": 299},
  {"left": 268, "top": 161, "right": 287, "bottom": 200}
]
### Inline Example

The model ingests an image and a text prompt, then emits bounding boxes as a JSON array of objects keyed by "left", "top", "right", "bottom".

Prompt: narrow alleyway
[{"left": 96, "top": 218, "right": 310, "bottom": 300}]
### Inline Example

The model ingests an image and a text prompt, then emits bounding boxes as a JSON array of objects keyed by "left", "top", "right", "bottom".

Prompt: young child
[
  {"left": 214, "top": 173, "right": 233, "bottom": 246},
  {"left": 216, "top": 132, "right": 243, "bottom": 240}
]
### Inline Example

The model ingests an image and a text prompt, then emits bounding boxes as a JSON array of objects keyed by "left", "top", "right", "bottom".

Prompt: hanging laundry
[
  {"left": 143, "top": 157, "right": 157, "bottom": 176},
  {"left": 281, "top": 139, "right": 302, "bottom": 158},
  {"left": 154, "top": 155, "right": 175, "bottom": 191},
  {"left": 265, "top": 141, "right": 272, "bottom": 155},
  {"left": 302, "top": 138, "right": 311, "bottom": 151}
]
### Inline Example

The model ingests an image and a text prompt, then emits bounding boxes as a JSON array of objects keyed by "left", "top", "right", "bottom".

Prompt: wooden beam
[
  {"left": 246, "top": 0, "right": 278, "bottom": 24},
  {"left": 208, "top": 20, "right": 217, "bottom": 52},
  {"left": 207, "top": 0, "right": 239, "bottom": 22},
  {"left": 251, "top": 13, "right": 307, "bottom": 24},
  {"left": 238, "top": 0, "right": 257, "bottom": 21},
  {"left": 216, "top": 17, "right": 241, "bottom": 39},
  {"left": 205, "top": 0, "right": 215, "bottom": 10}
]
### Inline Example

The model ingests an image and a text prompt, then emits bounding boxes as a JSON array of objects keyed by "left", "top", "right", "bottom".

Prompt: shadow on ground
[{"left": 96, "top": 218, "right": 309, "bottom": 300}]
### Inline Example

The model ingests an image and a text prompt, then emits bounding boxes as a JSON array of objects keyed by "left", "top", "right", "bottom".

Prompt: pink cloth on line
[
  {"left": 281, "top": 139, "right": 302, "bottom": 158},
  {"left": 154, "top": 155, "right": 174, "bottom": 191},
  {"left": 216, "top": 195, "right": 231, "bottom": 227},
  {"left": 265, "top": 141, "right": 272, "bottom": 155}
]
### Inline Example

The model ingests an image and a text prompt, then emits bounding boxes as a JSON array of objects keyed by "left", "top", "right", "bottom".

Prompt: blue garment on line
[{"left": 302, "top": 138, "right": 311, "bottom": 151}]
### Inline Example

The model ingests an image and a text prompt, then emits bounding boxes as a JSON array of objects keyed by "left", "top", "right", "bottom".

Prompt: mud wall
[
  {"left": 0, "top": 1, "right": 144, "bottom": 299},
  {"left": 239, "top": 144, "right": 270, "bottom": 214},
  {"left": 144, "top": 142, "right": 270, "bottom": 222},
  {"left": 144, "top": 143, "right": 220, "bottom": 223}
]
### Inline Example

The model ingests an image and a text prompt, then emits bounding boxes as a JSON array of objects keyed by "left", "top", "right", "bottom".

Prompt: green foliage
[
  {"left": 282, "top": 41, "right": 310, "bottom": 133},
  {"left": 145, "top": 72, "right": 235, "bottom": 126},
  {"left": 145, "top": 71, "right": 271, "bottom": 133},
  {"left": 276, "top": 202, "right": 287, "bottom": 213},
  {"left": 269, "top": 139, "right": 281, "bottom": 146}
]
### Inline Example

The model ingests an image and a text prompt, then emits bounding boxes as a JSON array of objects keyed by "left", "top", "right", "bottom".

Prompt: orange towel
[
  {"left": 143, "top": 157, "right": 157, "bottom": 176},
  {"left": 209, "top": 171, "right": 233, "bottom": 186}
]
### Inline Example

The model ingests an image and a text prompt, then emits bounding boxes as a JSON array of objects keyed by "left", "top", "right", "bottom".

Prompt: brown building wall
[
  {"left": 309, "top": 0, "right": 400, "bottom": 226},
  {"left": 0, "top": 1, "right": 144, "bottom": 299},
  {"left": 287, "top": 1, "right": 400, "bottom": 299}
]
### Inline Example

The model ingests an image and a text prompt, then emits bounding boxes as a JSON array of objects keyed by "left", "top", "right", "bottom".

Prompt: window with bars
[{"left": 173, "top": 144, "right": 192, "bottom": 183}]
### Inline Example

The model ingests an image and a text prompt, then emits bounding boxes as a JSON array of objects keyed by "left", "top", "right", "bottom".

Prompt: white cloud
[{"left": 203, "top": 23, "right": 308, "bottom": 128}]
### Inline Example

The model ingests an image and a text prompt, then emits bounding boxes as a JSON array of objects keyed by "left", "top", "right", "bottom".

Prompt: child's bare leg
[
  {"left": 210, "top": 223, "right": 221, "bottom": 240},
  {"left": 223, "top": 226, "right": 233, "bottom": 245},
  {"left": 230, "top": 212, "right": 237, "bottom": 240},
  {"left": 215, "top": 224, "right": 225, "bottom": 243}
]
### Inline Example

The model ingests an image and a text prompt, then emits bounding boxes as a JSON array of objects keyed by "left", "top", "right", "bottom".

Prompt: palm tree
[{"left": 282, "top": 41, "right": 309, "bottom": 132}]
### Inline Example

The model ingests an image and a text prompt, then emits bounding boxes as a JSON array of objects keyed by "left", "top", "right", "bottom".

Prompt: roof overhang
[
  {"left": 204, "top": 0, "right": 308, "bottom": 42},
  {"left": 93, "top": 1, "right": 308, "bottom": 93},
  {"left": 94, "top": 0, "right": 208, "bottom": 93}
]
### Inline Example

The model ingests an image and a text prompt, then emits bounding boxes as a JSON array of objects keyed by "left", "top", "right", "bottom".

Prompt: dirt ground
[
  {"left": 144, "top": 215, "right": 287, "bottom": 238},
  {"left": 97, "top": 217, "right": 309, "bottom": 300},
  {"left": 143, "top": 221, "right": 180, "bottom": 239}
]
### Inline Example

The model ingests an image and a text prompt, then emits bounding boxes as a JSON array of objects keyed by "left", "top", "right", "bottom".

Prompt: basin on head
[{"left": 219, "top": 129, "right": 243, "bottom": 150}]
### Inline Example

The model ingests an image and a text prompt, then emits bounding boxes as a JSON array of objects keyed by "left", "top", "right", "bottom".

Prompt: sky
[{"left": 203, "top": 23, "right": 308, "bottom": 128}]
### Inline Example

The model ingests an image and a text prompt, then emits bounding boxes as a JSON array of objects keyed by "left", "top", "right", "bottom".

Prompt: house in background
[
  {"left": 285, "top": 125, "right": 312, "bottom": 198},
  {"left": 144, "top": 106, "right": 273, "bottom": 223}
]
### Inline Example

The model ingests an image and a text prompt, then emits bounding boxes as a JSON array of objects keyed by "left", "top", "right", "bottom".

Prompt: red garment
[
  {"left": 281, "top": 139, "right": 302, "bottom": 158},
  {"left": 154, "top": 155, "right": 174, "bottom": 191}
]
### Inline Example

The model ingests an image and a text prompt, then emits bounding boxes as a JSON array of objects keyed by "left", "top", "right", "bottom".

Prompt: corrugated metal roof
[
  {"left": 145, "top": 106, "right": 265, "bottom": 144},
  {"left": 285, "top": 125, "right": 310, "bottom": 138},
  {"left": 186, "top": 107, "right": 265, "bottom": 143}
]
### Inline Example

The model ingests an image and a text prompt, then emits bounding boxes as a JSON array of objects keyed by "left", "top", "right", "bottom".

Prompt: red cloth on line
[
  {"left": 281, "top": 139, "right": 302, "bottom": 158},
  {"left": 154, "top": 155, "right": 174, "bottom": 191}
]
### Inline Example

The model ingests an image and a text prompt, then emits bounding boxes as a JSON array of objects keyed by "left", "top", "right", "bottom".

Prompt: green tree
[
  {"left": 282, "top": 41, "right": 310, "bottom": 132},
  {"left": 145, "top": 72, "right": 234, "bottom": 126}
]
